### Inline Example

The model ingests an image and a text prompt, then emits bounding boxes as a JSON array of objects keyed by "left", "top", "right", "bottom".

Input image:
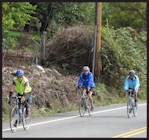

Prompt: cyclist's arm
[
  {"left": 124, "top": 77, "right": 129, "bottom": 91},
  {"left": 24, "top": 82, "right": 29, "bottom": 94},
  {"left": 78, "top": 74, "right": 83, "bottom": 88},
  {"left": 134, "top": 76, "right": 140, "bottom": 91},
  {"left": 8, "top": 80, "right": 16, "bottom": 100},
  {"left": 87, "top": 73, "right": 94, "bottom": 91},
  {"left": 10, "top": 80, "right": 16, "bottom": 93}
]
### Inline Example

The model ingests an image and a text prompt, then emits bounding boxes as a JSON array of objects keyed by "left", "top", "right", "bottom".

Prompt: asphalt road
[{"left": 2, "top": 101, "right": 147, "bottom": 138}]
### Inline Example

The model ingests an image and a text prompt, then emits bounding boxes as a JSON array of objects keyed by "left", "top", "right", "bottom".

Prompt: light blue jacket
[
  {"left": 124, "top": 75, "right": 140, "bottom": 91},
  {"left": 78, "top": 72, "right": 95, "bottom": 88}
]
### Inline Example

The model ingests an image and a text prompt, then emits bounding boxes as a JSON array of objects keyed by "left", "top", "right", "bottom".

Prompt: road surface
[{"left": 2, "top": 101, "right": 147, "bottom": 138}]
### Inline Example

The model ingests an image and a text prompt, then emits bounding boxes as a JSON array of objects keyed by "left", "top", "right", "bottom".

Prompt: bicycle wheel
[
  {"left": 79, "top": 97, "right": 86, "bottom": 117},
  {"left": 86, "top": 100, "right": 91, "bottom": 116},
  {"left": 22, "top": 107, "right": 31, "bottom": 131},
  {"left": 10, "top": 106, "right": 19, "bottom": 132},
  {"left": 133, "top": 104, "right": 138, "bottom": 117},
  {"left": 127, "top": 100, "right": 132, "bottom": 118}
]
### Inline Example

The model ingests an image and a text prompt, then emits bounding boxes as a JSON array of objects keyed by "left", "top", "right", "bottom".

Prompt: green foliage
[
  {"left": 51, "top": 2, "right": 95, "bottom": 26},
  {"left": 33, "top": 2, "right": 95, "bottom": 36},
  {"left": 32, "top": 32, "right": 41, "bottom": 42},
  {"left": 2, "top": 30, "right": 22, "bottom": 50},
  {"left": 102, "top": 2, "right": 147, "bottom": 30},
  {"left": 101, "top": 26, "right": 147, "bottom": 93},
  {"left": 2, "top": 2, "right": 37, "bottom": 49}
]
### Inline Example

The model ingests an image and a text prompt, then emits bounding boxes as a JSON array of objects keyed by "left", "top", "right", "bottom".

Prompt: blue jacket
[
  {"left": 78, "top": 72, "right": 95, "bottom": 88},
  {"left": 124, "top": 75, "right": 140, "bottom": 91}
]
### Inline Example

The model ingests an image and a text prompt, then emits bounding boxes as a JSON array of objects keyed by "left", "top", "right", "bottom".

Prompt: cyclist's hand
[
  {"left": 9, "top": 91, "right": 13, "bottom": 97},
  {"left": 23, "top": 92, "right": 27, "bottom": 96},
  {"left": 21, "top": 96, "right": 26, "bottom": 102},
  {"left": 77, "top": 86, "right": 81, "bottom": 89},
  {"left": 123, "top": 90, "right": 127, "bottom": 97}
]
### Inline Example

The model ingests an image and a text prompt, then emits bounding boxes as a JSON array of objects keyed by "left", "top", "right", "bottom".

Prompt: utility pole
[
  {"left": 92, "top": 3, "right": 98, "bottom": 78},
  {"left": 95, "top": 2, "right": 102, "bottom": 81}
]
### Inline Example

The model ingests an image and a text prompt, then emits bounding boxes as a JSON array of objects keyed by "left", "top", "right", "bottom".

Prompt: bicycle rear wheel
[
  {"left": 22, "top": 108, "right": 31, "bottom": 131},
  {"left": 86, "top": 100, "right": 91, "bottom": 116},
  {"left": 79, "top": 98, "right": 86, "bottom": 117},
  {"left": 127, "top": 100, "right": 132, "bottom": 118},
  {"left": 10, "top": 106, "right": 19, "bottom": 132},
  {"left": 133, "top": 105, "right": 138, "bottom": 117}
]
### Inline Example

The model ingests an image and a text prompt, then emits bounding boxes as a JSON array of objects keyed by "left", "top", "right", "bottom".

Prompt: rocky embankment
[{"left": 2, "top": 59, "right": 80, "bottom": 118}]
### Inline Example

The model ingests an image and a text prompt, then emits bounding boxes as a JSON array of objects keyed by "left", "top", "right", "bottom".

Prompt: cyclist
[
  {"left": 77, "top": 66, "right": 95, "bottom": 111},
  {"left": 9, "top": 69, "right": 32, "bottom": 126},
  {"left": 124, "top": 70, "right": 140, "bottom": 106}
]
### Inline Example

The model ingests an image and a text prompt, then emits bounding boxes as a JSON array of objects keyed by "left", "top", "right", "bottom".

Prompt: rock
[
  {"left": 62, "top": 63, "right": 69, "bottom": 69},
  {"left": 45, "top": 68, "right": 52, "bottom": 73},
  {"left": 36, "top": 65, "right": 45, "bottom": 73},
  {"left": 33, "top": 69, "right": 41, "bottom": 76},
  {"left": 19, "top": 65, "right": 26, "bottom": 70},
  {"left": 52, "top": 69, "right": 61, "bottom": 77},
  {"left": 2, "top": 67, "right": 10, "bottom": 73}
]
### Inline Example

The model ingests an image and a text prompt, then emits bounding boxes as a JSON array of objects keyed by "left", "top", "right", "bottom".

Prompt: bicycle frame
[
  {"left": 77, "top": 87, "right": 91, "bottom": 117},
  {"left": 10, "top": 95, "right": 31, "bottom": 132},
  {"left": 127, "top": 89, "right": 138, "bottom": 118},
  {"left": 128, "top": 90, "right": 135, "bottom": 109}
]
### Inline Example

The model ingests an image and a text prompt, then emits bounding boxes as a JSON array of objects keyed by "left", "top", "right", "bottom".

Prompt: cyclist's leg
[
  {"left": 134, "top": 90, "right": 138, "bottom": 101},
  {"left": 134, "top": 90, "right": 139, "bottom": 106},
  {"left": 82, "top": 87, "right": 86, "bottom": 96},
  {"left": 24, "top": 93, "right": 30, "bottom": 115},
  {"left": 88, "top": 90, "right": 94, "bottom": 109},
  {"left": 137, "top": 86, "right": 141, "bottom": 97}
]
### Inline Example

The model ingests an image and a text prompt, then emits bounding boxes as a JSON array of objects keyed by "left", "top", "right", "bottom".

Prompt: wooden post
[
  {"left": 92, "top": 2, "right": 98, "bottom": 78},
  {"left": 106, "top": 18, "right": 109, "bottom": 31},
  {"left": 96, "top": 2, "right": 102, "bottom": 81},
  {"left": 41, "top": 31, "right": 47, "bottom": 60}
]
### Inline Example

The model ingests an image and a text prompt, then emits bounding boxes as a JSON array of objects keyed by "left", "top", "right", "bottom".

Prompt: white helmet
[
  {"left": 129, "top": 70, "right": 135, "bottom": 76},
  {"left": 83, "top": 66, "right": 90, "bottom": 71}
]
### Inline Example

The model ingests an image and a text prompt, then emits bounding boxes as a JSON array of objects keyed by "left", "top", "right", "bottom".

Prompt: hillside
[{"left": 2, "top": 25, "right": 147, "bottom": 122}]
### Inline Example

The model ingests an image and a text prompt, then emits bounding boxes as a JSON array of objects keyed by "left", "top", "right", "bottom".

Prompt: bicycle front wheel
[
  {"left": 22, "top": 108, "right": 31, "bottom": 131},
  {"left": 133, "top": 105, "right": 138, "bottom": 117},
  {"left": 10, "top": 106, "right": 19, "bottom": 132},
  {"left": 79, "top": 98, "right": 86, "bottom": 117},
  {"left": 86, "top": 100, "right": 91, "bottom": 116},
  {"left": 127, "top": 100, "right": 132, "bottom": 118}
]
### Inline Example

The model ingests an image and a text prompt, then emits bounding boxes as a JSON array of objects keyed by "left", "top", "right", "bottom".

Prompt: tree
[
  {"left": 104, "top": 2, "right": 147, "bottom": 31},
  {"left": 28, "top": 2, "right": 95, "bottom": 34},
  {"left": 2, "top": 2, "right": 37, "bottom": 49}
]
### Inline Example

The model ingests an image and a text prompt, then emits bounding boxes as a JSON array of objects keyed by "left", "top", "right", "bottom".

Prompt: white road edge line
[{"left": 3, "top": 103, "right": 146, "bottom": 132}]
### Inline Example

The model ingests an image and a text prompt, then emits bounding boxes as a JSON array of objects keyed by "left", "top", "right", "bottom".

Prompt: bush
[{"left": 101, "top": 27, "right": 147, "bottom": 95}]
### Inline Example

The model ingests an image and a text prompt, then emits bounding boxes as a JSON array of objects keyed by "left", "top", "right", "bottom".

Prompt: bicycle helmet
[
  {"left": 129, "top": 70, "right": 135, "bottom": 76},
  {"left": 16, "top": 69, "right": 24, "bottom": 76},
  {"left": 83, "top": 66, "right": 90, "bottom": 71}
]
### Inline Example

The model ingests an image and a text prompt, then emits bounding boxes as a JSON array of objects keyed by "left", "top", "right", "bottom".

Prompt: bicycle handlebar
[{"left": 125, "top": 89, "right": 134, "bottom": 93}]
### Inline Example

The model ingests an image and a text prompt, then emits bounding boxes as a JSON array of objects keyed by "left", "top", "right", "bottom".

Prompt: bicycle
[
  {"left": 9, "top": 95, "right": 31, "bottom": 132},
  {"left": 126, "top": 89, "right": 138, "bottom": 118},
  {"left": 76, "top": 87, "right": 95, "bottom": 117}
]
